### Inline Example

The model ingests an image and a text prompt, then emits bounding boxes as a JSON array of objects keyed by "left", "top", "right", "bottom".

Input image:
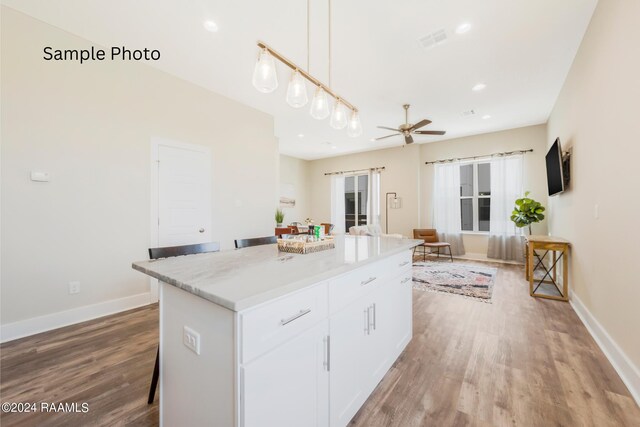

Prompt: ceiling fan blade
[
  {"left": 374, "top": 134, "right": 398, "bottom": 141},
  {"left": 404, "top": 134, "right": 414, "bottom": 144},
  {"left": 409, "top": 119, "right": 432, "bottom": 131},
  {"left": 414, "top": 130, "right": 446, "bottom": 135},
  {"left": 377, "top": 126, "right": 401, "bottom": 132}
]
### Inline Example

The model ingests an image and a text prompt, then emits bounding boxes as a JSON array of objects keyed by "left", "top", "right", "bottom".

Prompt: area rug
[{"left": 412, "top": 262, "right": 497, "bottom": 302}]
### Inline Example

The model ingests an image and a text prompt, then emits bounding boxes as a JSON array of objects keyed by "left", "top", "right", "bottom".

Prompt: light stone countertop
[{"left": 132, "top": 235, "right": 422, "bottom": 312}]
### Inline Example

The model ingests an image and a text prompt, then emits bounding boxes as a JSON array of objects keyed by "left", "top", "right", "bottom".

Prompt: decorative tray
[{"left": 277, "top": 237, "right": 335, "bottom": 254}]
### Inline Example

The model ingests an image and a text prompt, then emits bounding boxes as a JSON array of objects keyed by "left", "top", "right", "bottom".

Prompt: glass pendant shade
[
  {"left": 286, "top": 70, "right": 308, "bottom": 108},
  {"left": 347, "top": 110, "right": 363, "bottom": 137},
  {"left": 309, "top": 87, "right": 330, "bottom": 119},
  {"left": 330, "top": 100, "right": 348, "bottom": 129},
  {"left": 252, "top": 48, "right": 278, "bottom": 93}
]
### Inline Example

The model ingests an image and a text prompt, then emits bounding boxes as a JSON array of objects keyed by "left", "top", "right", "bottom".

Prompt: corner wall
[
  {"left": 279, "top": 155, "right": 311, "bottom": 224},
  {"left": 546, "top": 0, "right": 640, "bottom": 399},
  {"left": 1, "top": 7, "right": 279, "bottom": 335}
]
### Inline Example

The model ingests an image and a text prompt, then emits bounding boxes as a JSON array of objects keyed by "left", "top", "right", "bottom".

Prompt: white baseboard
[
  {"left": 0, "top": 292, "right": 153, "bottom": 343},
  {"left": 570, "top": 290, "right": 640, "bottom": 406}
]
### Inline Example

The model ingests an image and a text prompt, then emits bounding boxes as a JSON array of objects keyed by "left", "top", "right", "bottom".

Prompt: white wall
[
  {"left": 279, "top": 155, "right": 311, "bottom": 224},
  {"left": 420, "top": 124, "right": 549, "bottom": 255},
  {"left": 308, "top": 144, "right": 421, "bottom": 237},
  {"left": 1, "top": 8, "right": 279, "bottom": 329},
  {"left": 547, "top": 0, "right": 640, "bottom": 380}
]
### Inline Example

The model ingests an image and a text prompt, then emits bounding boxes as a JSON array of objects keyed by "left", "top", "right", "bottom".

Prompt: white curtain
[
  {"left": 330, "top": 175, "right": 346, "bottom": 234},
  {"left": 487, "top": 155, "right": 524, "bottom": 261},
  {"left": 367, "top": 170, "right": 381, "bottom": 226},
  {"left": 433, "top": 163, "right": 465, "bottom": 255}
]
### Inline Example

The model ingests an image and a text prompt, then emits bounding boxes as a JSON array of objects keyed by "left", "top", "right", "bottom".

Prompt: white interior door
[
  {"left": 149, "top": 139, "right": 211, "bottom": 301},
  {"left": 157, "top": 143, "right": 211, "bottom": 246}
]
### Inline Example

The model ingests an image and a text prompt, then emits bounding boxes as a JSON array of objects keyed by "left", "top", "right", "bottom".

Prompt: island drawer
[
  {"left": 239, "top": 282, "right": 328, "bottom": 363},
  {"left": 328, "top": 262, "right": 385, "bottom": 313},
  {"left": 382, "top": 250, "right": 412, "bottom": 280}
]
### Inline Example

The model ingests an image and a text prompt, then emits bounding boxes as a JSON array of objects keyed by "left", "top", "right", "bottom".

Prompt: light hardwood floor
[{"left": 1, "top": 261, "right": 639, "bottom": 426}]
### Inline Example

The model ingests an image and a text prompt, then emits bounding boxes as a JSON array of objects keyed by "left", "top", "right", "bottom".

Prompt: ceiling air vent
[
  {"left": 419, "top": 29, "right": 448, "bottom": 50},
  {"left": 461, "top": 109, "right": 476, "bottom": 117}
]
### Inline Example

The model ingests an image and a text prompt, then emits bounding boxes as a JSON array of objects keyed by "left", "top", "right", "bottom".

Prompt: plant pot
[{"left": 276, "top": 223, "right": 283, "bottom": 227}]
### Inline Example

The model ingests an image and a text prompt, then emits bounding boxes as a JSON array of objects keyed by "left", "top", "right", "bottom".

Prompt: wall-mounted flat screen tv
[{"left": 546, "top": 138, "right": 565, "bottom": 196}]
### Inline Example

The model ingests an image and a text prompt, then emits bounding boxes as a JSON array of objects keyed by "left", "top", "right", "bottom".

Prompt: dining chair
[
  {"left": 234, "top": 235, "right": 278, "bottom": 249},
  {"left": 146, "top": 241, "right": 220, "bottom": 404}
]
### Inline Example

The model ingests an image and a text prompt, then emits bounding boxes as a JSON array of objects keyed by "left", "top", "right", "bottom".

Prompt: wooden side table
[{"left": 525, "top": 235, "right": 570, "bottom": 301}]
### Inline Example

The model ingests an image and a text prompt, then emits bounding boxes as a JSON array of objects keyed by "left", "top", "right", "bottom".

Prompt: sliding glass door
[{"left": 344, "top": 174, "right": 369, "bottom": 231}]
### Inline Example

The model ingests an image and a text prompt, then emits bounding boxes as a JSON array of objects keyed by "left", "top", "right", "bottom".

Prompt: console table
[{"left": 525, "top": 235, "right": 570, "bottom": 301}]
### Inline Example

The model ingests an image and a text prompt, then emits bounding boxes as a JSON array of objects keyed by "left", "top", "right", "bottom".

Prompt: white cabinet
[
  {"left": 242, "top": 319, "right": 329, "bottom": 427},
  {"left": 328, "top": 260, "right": 413, "bottom": 427},
  {"left": 329, "top": 299, "right": 368, "bottom": 427}
]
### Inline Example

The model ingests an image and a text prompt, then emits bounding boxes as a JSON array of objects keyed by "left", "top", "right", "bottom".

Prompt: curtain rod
[
  {"left": 324, "top": 166, "right": 385, "bottom": 176},
  {"left": 424, "top": 149, "right": 533, "bottom": 165}
]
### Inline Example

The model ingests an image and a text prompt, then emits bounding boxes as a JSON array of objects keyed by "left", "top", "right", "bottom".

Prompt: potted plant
[
  {"left": 511, "top": 191, "right": 545, "bottom": 235},
  {"left": 275, "top": 208, "right": 285, "bottom": 227}
]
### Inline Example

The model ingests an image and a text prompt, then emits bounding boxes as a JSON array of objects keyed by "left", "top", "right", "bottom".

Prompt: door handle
[
  {"left": 371, "top": 304, "right": 376, "bottom": 331},
  {"left": 323, "top": 336, "right": 331, "bottom": 372},
  {"left": 199, "top": 228, "right": 205, "bottom": 233},
  {"left": 401, "top": 277, "right": 411, "bottom": 284},
  {"left": 364, "top": 308, "right": 370, "bottom": 335},
  {"left": 399, "top": 261, "right": 410, "bottom": 267},
  {"left": 280, "top": 308, "right": 311, "bottom": 326}
]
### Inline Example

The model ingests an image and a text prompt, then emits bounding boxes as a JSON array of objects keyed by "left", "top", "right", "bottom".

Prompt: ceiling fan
[{"left": 375, "top": 104, "right": 446, "bottom": 145}]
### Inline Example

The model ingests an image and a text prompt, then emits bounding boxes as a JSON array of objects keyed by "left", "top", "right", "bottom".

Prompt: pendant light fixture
[
  {"left": 252, "top": 0, "right": 362, "bottom": 137},
  {"left": 330, "top": 100, "right": 348, "bottom": 129},
  {"left": 310, "top": 86, "right": 330, "bottom": 119},
  {"left": 252, "top": 48, "right": 278, "bottom": 93},
  {"left": 286, "top": 70, "right": 308, "bottom": 107},
  {"left": 347, "top": 110, "right": 363, "bottom": 137}
]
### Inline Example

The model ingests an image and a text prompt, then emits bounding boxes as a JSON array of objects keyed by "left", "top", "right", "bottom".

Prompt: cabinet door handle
[
  {"left": 360, "top": 277, "right": 376, "bottom": 286},
  {"left": 401, "top": 277, "right": 411, "bottom": 284},
  {"left": 280, "top": 308, "right": 311, "bottom": 326},
  {"left": 364, "top": 308, "right": 370, "bottom": 335},
  {"left": 323, "top": 335, "right": 331, "bottom": 372},
  {"left": 372, "top": 303, "right": 377, "bottom": 331},
  {"left": 399, "top": 261, "right": 410, "bottom": 267}
]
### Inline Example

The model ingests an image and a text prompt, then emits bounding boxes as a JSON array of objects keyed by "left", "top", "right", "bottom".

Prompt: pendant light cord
[
  {"left": 307, "top": 0, "right": 310, "bottom": 72},
  {"left": 328, "top": 0, "right": 332, "bottom": 89}
]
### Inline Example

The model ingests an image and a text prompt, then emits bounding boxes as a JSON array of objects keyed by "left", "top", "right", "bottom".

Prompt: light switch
[{"left": 30, "top": 171, "right": 50, "bottom": 182}]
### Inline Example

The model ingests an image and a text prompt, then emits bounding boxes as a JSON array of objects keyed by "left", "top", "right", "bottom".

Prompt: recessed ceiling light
[
  {"left": 203, "top": 20, "right": 219, "bottom": 32},
  {"left": 369, "top": 138, "right": 376, "bottom": 142},
  {"left": 472, "top": 83, "right": 486, "bottom": 91},
  {"left": 297, "top": 133, "right": 304, "bottom": 138},
  {"left": 482, "top": 114, "right": 491, "bottom": 120},
  {"left": 331, "top": 145, "right": 337, "bottom": 150},
  {"left": 455, "top": 22, "right": 471, "bottom": 34}
]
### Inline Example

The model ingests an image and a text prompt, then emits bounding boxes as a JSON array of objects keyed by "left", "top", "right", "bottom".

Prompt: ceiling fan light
[
  {"left": 330, "top": 100, "right": 348, "bottom": 129},
  {"left": 252, "top": 48, "right": 278, "bottom": 93},
  {"left": 347, "top": 111, "right": 362, "bottom": 137},
  {"left": 286, "top": 70, "right": 308, "bottom": 108},
  {"left": 310, "top": 87, "right": 330, "bottom": 120}
]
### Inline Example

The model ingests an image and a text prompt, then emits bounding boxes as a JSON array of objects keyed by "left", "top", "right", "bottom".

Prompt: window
[
  {"left": 459, "top": 162, "right": 491, "bottom": 232},
  {"left": 344, "top": 174, "right": 369, "bottom": 231}
]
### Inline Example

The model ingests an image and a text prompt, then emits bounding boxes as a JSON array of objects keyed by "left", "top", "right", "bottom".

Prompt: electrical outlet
[
  {"left": 68, "top": 281, "right": 80, "bottom": 294},
  {"left": 183, "top": 326, "right": 201, "bottom": 355}
]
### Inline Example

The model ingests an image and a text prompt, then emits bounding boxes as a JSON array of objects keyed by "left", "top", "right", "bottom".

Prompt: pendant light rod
[{"left": 256, "top": 41, "right": 358, "bottom": 113}]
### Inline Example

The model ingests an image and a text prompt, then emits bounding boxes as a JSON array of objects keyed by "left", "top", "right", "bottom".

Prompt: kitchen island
[{"left": 133, "top": 235, "right": 422, "bottom": 427}]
